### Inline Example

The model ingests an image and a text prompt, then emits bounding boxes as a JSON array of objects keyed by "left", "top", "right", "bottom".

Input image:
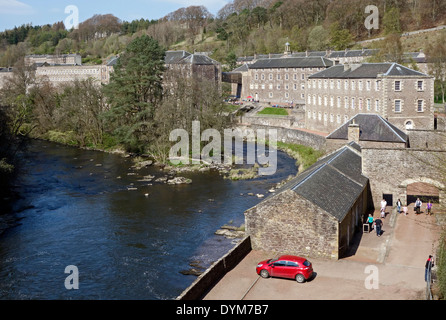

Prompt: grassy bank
[
  {"left": 275, "top": 141, "right": 325, "bottom": 172},
  {"left": 257, "top": 107, "right": 289, "bottom": 116}
]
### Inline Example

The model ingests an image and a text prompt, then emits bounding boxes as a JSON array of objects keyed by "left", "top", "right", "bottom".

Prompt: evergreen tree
[{"left": 103, "top": 35, "right": 165, "bottom": 153}]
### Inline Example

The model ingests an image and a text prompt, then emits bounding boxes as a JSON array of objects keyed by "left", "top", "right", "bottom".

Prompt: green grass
[
  {"left": 275, "top": 141, "right": 325, "bottom": 172},
  {"left": 257, "top": 107, "right": 289, "bottom": 116}
]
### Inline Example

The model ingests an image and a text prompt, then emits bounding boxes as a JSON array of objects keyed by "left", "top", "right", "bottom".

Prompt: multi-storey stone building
[
  {"left": 164, "top": 50, "right": 222, "bottom": 90},
  {"left": 242, "top": 56, "right": 334, "bottom": 104},
  {"left": 35, "top": 64, "right": 114, "bottom": 86},
  {"left": 25, "top": 54, "right": 82, "bottom": 66},
  {"left": 0, "top": 67, "right": 13, "bottom": 88},
  {"left": 305, "top": 63, "right": 434, "bottom": 133}
]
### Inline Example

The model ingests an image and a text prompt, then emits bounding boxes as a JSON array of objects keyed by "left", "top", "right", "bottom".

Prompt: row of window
[
  {"left": 254, "top": 73, "right": 307, "bottom": 81},
  {"left": 307, "top": 79, "right": 425, "bottom": 92},
  {"left": 38, "top": 68, "right": 101, "bottom": 75},
  {"left": 308, "top": 95, "right": 425, "bottom": 113},
  {"left": 250, "top": 83, "right": 305, "bottom": 90},
  {"left": 308, "top": 111, "right": 354, "bottom": 124}
]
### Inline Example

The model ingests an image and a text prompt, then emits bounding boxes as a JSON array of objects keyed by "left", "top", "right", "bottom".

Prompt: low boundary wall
[{"left": 176, "top": 236, "right": 252, "bottom": 300}]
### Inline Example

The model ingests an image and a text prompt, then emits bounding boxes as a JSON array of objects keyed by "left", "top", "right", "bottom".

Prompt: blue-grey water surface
[{"left": 0, "top": 139, "right": 297, "bottom": 299}]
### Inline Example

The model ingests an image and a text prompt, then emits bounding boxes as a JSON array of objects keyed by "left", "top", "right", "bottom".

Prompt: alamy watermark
[
  {"left": 169, "top": 121, "right": 278, "bottom": 176},
  {"left": 64, "top": 5, "right": 79, "bottom": 30},
  {"left": 364, "top": 265, "right": 379, "bottom": 290},
  {"left": 365, "top": 5, "right": 379, "bottom": 31},
  {"left": 64, "top": 265, "right": 79, "bottom": 290}
]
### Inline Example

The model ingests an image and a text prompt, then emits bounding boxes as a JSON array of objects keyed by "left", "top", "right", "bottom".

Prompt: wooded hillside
[{"left": 1, "top": 0, "right": 446, "bottom": 68}]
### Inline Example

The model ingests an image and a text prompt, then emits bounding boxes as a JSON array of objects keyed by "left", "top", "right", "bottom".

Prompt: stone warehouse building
[
  {"left": 305, "top": 63, "right": 434, "bottom": 133},
  {"left": 164, "top": 50, "right": 222, "bottom": 90},
  {"left": 0, "top": 67, "right": 13, "bottom": 88},
  {"left": 35, "top": 63, "right": 114, "bottom": 86},
  {"left": 240, "top": 56, "right": 334, "bottom": 104},
  {"left": 25, "top": 54, "right": 82, "bottom": 67},
  {"left": 245, "top": 141, "right": 371, "bottom": 260}
]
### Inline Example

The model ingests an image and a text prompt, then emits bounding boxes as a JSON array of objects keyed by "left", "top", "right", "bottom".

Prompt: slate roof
[
  {"left": 309, "top": 62, "right": 429, "bottom": 79},
  {"left": 326, "top": 114, "right": 408, "bottom": 143},
  {"left": 275, "top": 142, "right": 368, "bottom": 222},
  {"left": 165, "top": 50, "right": 220, "bottom": 66},
  {"left": 249, "top": 57, "right": 334, "bottom": 69},
  {"left": 165, "top": 50, "right": 191, "bottom": 64},
  {"left": 178, "top": 54, "right": 220, "bottom": 65}
]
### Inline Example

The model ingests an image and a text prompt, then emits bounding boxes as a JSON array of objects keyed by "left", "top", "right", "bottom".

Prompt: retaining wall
[{"left": 176, "top": 236, "right": 252, "bottom": 300}]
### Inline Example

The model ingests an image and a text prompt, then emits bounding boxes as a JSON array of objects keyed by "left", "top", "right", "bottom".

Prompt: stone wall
[
  {"left": 245, "top": 190, "right": 340, "bottom": 259},
  {"left": 362, "top": 148, "right": 446, "bottom": 207},
  {"left": 176, "top": 236, "right": 252, "bottom": 300},
  {"left": 235, "top": 124, "right": 327, "bottom": 151}
]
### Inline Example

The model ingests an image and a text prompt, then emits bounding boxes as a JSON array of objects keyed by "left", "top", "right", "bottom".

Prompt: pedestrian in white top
[{"left": 380, "top": 199, "right": 387, "bottom": 218}]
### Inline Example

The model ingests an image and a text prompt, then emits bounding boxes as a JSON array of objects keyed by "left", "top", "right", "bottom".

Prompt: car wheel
[
  {"left": 260, "top": 270, "right": 270, "bottom": 278},
  {"left": 295, "top": 274, "right": 305, "bottom": 283}
]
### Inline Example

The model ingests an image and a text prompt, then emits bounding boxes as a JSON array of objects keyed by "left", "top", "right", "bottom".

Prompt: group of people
[
  {"left": 396, "top": 198, "right": 433, "bottom": 215},
  {"left": 366, "top": 197, "right": 435, "bottom": 237},
  {"left": 367, "top": 214, "right": 383, "bottom": 236}
]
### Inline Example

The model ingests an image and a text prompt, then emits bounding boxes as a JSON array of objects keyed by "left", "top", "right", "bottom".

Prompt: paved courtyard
[{"left": 204, "top": 207, "right": 442, "bottom": 300}]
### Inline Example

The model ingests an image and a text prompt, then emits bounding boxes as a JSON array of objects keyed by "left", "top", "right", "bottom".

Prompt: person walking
[
  {"left": 367, "top": 214, "right": 374, "bottom": 233},
  {"left": 425, "top": 255, "right": 434, "bottom": 282},
  {"left": 403, "top": 204, "right": 408, "bottom": 216},
  {"left": 380, "top": 198, "right": 387, "bottom": 218},
  {"left": 396, "top": 199, "right": 402, "bottom": 214},
  {"left": 374, "top": 218, "right": 383, "bottom": 237},
  {"left": 415, "top": 198, "right": 422, "bottom": 214},
  {"left": 426, "top": 201, "right": 433, "bottom": 215}
]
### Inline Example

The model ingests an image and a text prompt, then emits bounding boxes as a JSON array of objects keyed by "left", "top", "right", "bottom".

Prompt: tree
[
  {"left": 426, "top": 31, "right": 446, "bottom": 103},
  {"left": 103, "top": 35, "right": 165, "bottom": 153},
  {"left": 329, "top": 22, "right": 353, "bottom": 50},
  {"left": 307, "top": 25, "right": 329, "bottom": 50}
]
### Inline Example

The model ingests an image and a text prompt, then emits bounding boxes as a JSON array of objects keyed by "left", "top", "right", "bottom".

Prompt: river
[{"left": 0, "top": 139, "right": 298, "bottom": 300}]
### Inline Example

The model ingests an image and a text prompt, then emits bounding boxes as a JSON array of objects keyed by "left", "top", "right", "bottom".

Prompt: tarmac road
[{"left": 203, "top": 206, "right": 442, "bottom": 300}]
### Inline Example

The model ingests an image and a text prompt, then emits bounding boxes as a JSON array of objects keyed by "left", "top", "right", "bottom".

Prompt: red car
[{"left": 256, "top": 255, "right": 313, "bottom": 283}]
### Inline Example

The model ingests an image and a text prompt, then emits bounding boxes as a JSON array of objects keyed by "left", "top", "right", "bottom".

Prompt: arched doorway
[{"left": 407, "top": 182, "right": 439, "bottom": 203}]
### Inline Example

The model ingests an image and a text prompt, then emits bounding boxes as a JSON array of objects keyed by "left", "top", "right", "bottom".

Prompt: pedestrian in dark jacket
[{"left": 374, "top": 218, "right": 383, "bottom": 237}]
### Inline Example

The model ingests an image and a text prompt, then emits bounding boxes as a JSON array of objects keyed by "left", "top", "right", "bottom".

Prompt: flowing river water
[{"left": 0, "top": 139, "right": 298, "bottom": 300}]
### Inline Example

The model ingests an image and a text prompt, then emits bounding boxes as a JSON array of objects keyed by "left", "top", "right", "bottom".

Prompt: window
[
  {"left": 351, "top": 80, "right": 355, "bottom": 90},
  {"left": 375, "top": 99, "right": 380, "bottom": 112},
  {"left": 394, "top": 81, "right": 401, "bottom": 91},
  {"left": 375, "top": 80, "right": 381, "bottom": 91},
  {"left": 337, "top": 114, "right": 341, "bottom": 123},
  {"left": 344, "top": 97, "right": 349, "bottom": 109},
  {"left": 308, "top": 95, "right": 311, "bottom": 105},
  {"left": 330, "top": 80, "right": 334, "bottom": 89},
  {"left": 337, "top": 97, "right": 341, "bottom": 108},
  {"left": 344, "top": 80, "right": 348, "bottom": 90},
  {"left": 417, "top": 100, "right": 424, "bottom": 112},
  {"left": 269, "top": 74, "right": 273, "bottom": 80},
  {"left": 395, "top": 99, "right": 401, "bottom": 112},
  {"left": 366, "top": 80, "right": 371, "bottom": 91},
  {"left": 277, "top": 84, "right": 281, "bottom": 90},
  {"left": 277, "top": 74, "right": 281, "bottom": 80},
  {"left": 302, "top": 74, "right": 305, "bottom": 80},
  {"left": 358, "top": 98, "right": 363, "bottom": 110},
  {"left": 318, "top": 112, "right": 322, "bottom": 121},
  {"left": 261, "top": 74, "right": 265, "bottom": 80},
  {"left": 324, "top": 96, "right": 327, "bottom": 106},
  {"left": 351, "top": 97, "right": 355, "bottom": 109},
  {"left": 337, "top": 80, "right": 341, "bottom": 89},
  {"left": 330, "top": 96, "right": 334, "bottom": 107},
  {"left": 285, "top": 73, "right": 289, "bottom": 80},
  {"left": 358, "top": 80, "right": 363, "bottom": 91},
  {"left": 417, "top": 80, "right": 424, "bottom": 91},
  {"left": 269, "top": 92, "right": 273, "bottom": 98},
  {"left": 255, "top": 74, "right": 258, "bottom": 80},
  {"left": 366, "top": 99, "right": 371, "bottom": 111}
]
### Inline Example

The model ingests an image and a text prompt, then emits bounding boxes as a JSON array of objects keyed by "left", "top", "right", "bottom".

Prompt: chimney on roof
[{"left": 348, "top": 119, "right": 360, "bottom": 144}]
